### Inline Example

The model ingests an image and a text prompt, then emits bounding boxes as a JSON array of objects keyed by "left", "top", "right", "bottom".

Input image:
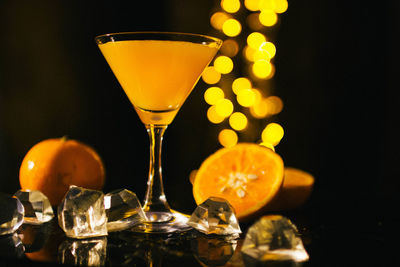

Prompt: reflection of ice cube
[
  {"left": 104, "top": 189, "right": 147, "bottom": 232},
  {"left": 18, "top": 221, "right": 53, "bottom": 253},
  {"left": 188, "top": 197, "right": 241, "bottom": 235},
  {"left": 0, "top": 233, "right": 25, "bottom": 259},
  {"left": 241, "top": 215, "right": 309, "bottom": 262},
  {"left": 58, "top": 186, "right": 107, "bottom": 239},
  {"left": 0, "top": 193, "right": 24, "bottom": 235},
  {"left": 14, "top": 189, "right": 54, "bottom": 224},
  {"left": 191, "top": 234, "right": 237, "bottom": 266},
  {"left": 58, "top": 237, "right": 107, "bottom": 266}
]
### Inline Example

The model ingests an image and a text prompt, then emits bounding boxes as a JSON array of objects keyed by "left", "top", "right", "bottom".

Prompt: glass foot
[{"left": 130, "top": 210, "right": 192, "bottom": 234}]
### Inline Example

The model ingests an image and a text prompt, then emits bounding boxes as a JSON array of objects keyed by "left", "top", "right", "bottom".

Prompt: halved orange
[
  {"left": 192, "top": 143, "right": 284, "bottom": 222},
  {"left": 266, "top": 167, "right": 314, "bottom": 211}
]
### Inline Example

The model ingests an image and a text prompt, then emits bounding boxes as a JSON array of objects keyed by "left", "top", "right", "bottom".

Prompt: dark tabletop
[{"left": 0, "top": 196, "right": 389, "bottom": 267}]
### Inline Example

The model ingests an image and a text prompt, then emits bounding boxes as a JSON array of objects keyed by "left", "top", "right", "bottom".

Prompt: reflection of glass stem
[
  {"left": 145, "top": 247, "right": 162, "bottom": 267},
  {"left": 143, "top": 125, "right": 171, "bottom": 213}
]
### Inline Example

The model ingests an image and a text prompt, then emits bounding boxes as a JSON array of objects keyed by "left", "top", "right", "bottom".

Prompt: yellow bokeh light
[
  {"left": 214, "top": 55, "right": 234, "bottom": 74},
  {"left": 252, "top": 60, "right": 273, "bottom": 79},
  {"left": 259, "top": 0, "right": 274, "bottom": 10},
  {"left": 273, "top": 0, "right": 288, "bottom": 14},
  {"left": 250, "top": 98, "right": 269, "bottom": 118},
  {"left": 229, "top": 112, "right": 248, "bottom": 131},
  {"left": 220, "top": 39, "right": 239, "bottom": 57},
  {"left": 252, "top": 89, "right": 263, "bottom": 104},
  {"left": 237, "top": 88, "right": 256, "bottom": 107},
  {"left": 259, "top": 9, "right": 278, "bottom": 27},
  {"left": 221, "top": 0, "right": 241, "bottom": 13},
  {"left": 262, "top": 122, "right": 284, "bottom": 146},
  {"left": 204, "top": 87, "right": 224, "bottom": 105},
  {"left": 215, "top": 98, "right": 234, "bottom": 117},
  {"left": 260, "top": 41, "right": 276, "bottom": 58},
  {"left": 246, "top": 13, "right": 263, "bottom": 31},
  {"left": 265, "top": 95, "right": 283, "bottom": 114},
  {"left": 207, "top": 105, "right": 225, "bottom": 124},
  {"left": 222, "top": 19, "right": 242, "bottom": 37},
  {"left": 232, "top": 77, "right": 252, "bottom": 95},
  {"left": 267, "top": 63, "right": 276, "bottom": 79},
  {"left": 219, "top": 129, "right": 238, "bottom": 148},
  {"left": 247, "top": 32, "right": 267, "bottom": 50},
  {"left": 245, "top": 0, "right": 260, "bottom": 11},
  {"left": 202, "top": 66, "right": 221, "bottom": 84},
  {"left": 210, "top": 12, "right": 230, "bottom": 30},
  {"left": 253, "top": 48, "right": 272, "bottom": 62},
  {"left": 243, "top": 45, "right": 256, "bottom": 62},
  {"left": 260, "top": 142, "right": 275, "bottom": 151}
]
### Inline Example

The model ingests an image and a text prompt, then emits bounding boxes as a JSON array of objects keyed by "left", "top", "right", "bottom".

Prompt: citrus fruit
[
  {"left": 266, "top": 167, "right": 314, "bottom": 211},
  {"left": 192, "top": 143, "right": 284, "bottom": 222},
  {"left": 19, "top": 137, "right": 105, "bottom": 205}
]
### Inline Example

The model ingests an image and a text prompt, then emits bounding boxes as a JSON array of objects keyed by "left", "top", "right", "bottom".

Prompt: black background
[{"left": 0, "top": 0, "right": 395, "bottom": 259}]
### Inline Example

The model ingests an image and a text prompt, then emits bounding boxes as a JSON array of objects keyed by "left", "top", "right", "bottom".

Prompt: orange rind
[{"left": 192, "top": 143, "right": 284, "bottom": 221}]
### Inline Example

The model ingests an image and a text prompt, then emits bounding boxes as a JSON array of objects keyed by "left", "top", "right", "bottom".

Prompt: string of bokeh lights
[{"left": 202, "top": 0, "right": 288, "bottom": 150}]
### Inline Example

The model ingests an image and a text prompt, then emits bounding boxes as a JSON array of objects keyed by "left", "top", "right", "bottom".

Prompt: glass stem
[{"left": 143, "top": 124, "right": 171, "bottom": 213}]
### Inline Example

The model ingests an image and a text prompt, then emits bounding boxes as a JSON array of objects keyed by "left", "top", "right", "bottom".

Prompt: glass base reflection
[{"left": 130, "top": 211, "right": 192, "bottom": 234}]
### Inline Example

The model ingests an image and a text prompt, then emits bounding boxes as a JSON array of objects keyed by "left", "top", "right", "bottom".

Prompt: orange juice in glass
[{"left": 99, "top": 39, "right": 220, "bottom": 125}]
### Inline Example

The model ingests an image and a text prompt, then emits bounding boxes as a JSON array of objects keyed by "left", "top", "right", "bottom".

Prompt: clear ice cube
[
  {"left": 0, "top": 193, "right": 24, "bottom": 235},
  {"left": 188, "top": 197, "right": 241, "bottom": 235},
  {"left": 14, "top": 189, "right": 54, "bottom": 224},
  {"left": 58, "top": 237, "right": 107, "bottom": 266},
  {"left": 241, "top": 215, "right": 309, "bottom": 262},
  {"left": 58, "top": 186, "right": 107, "bottom": 239},
  {"left": 104, "top": 189, "right": 147, "bottom": 232}
]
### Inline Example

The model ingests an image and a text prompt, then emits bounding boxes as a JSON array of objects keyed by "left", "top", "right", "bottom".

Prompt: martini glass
[{"left": 95, "top": 32, "right": 222, "bottom": 233}]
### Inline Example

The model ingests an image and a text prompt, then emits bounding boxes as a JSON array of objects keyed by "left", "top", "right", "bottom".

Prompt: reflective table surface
[{"left": 0, "top": 199, "right": 388, "bottom": 267}]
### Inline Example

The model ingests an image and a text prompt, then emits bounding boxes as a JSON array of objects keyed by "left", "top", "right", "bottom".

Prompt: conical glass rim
[{"left": 95, "top": 31, "right": 223, "bottom": 46}]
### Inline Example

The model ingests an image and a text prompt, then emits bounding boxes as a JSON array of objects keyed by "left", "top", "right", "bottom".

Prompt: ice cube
[
  {"left": 14, "top": 189, "right": 54, "bottom": 224},
  {"left": 58, "top": 186, "right": 107, "bottom": 239},
  {"left": 104, "top": 189, "right": 147, "bottom": 232},
  {"left": 58, "top": 237, "right": 107, "bottom": 266},
  {"left": 0, "top": 193, "right": 24, "bottom": 235},
  {"left": 241, "top": 215, "right": 309, "bottom": 262},
  {"left": 188, "top": 197, "right": 241, "bottom": 236}
]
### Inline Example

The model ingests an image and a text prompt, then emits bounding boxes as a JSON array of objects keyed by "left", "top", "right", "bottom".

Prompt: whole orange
[{"left": 19, "top": 137, "right": 105, "bottom": 205}]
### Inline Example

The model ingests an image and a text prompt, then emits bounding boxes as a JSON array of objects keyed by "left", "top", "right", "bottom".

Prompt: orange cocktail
[
  {"left": 96, "top": 32, "right": 221, "bottom": 233},
  {"left": 99, "top": 40, "right": 219, "bottom": 125}
]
